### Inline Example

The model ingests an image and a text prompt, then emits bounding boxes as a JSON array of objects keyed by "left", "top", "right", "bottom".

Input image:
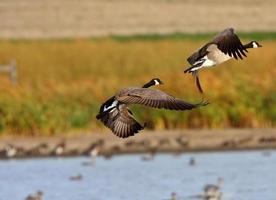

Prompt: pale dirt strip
[
  {"left": 0, "top": 0, "right": 276, "bottom": 39},
  {"left": 0, "top": 129, "right": 276, "bottom": 159}
]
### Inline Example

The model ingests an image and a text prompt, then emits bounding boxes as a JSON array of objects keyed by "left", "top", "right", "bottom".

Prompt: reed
[{"left": 0, "top": 35, "right": 275, "bottom": 135}]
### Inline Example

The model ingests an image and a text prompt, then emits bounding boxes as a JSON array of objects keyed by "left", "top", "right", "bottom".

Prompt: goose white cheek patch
[
  {"left": 253, "top": 42, "right": 258, "bottom": 48},
  {"left": 154, "top": 80, "right": 160, "bottom": 85},
  {"left": 104, "top": 100, "right": 118, "bottom": 111}
]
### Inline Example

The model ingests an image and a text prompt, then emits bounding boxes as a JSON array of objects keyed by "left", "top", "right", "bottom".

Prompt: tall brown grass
[{"left": 0, "top": 38, "right": 275, "bottom": 135}]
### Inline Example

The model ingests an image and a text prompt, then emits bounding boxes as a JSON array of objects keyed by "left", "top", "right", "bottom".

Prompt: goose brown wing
[
  {"left": 212, "top": 28, "right": 247, "bottom": 60},
  {"left": 116, "top": 88, "right": 208, "bottom": 110},
  {"left": 187, "top": 44, "right": 209, "bottom": 65},
  {"left": 100, "top": 104, "right": 144, "bottom": 138}
]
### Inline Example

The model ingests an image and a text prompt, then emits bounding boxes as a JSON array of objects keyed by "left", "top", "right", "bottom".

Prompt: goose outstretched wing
[
  {"left": 211, "top": 27, "right": 248, "bottom": 59},
  {"left": 116, "top": 88, "right": 208, "bottom": 110},
  {"left": 187, "top": 28, "right": 248, "bottom": 64}
]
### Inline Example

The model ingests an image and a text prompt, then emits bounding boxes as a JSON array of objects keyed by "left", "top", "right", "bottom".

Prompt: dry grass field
[
  {"left": 0, "top": 0, "right": 276, "bottom": 38},
  {"left": 0, "top": 35, "right": 275, "bottom": 135}
]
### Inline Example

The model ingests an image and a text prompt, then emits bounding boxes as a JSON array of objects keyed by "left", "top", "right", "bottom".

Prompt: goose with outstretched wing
[
  {"left": 184, "top": 27, "right": 262, "bottom": 93},
  {"left": 96, "top": 78, "right": 208, "bottom": 138}
]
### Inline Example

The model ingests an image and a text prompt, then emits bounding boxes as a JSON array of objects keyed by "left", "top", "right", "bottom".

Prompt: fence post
[{"left": 10, "top": 59, "right": 17, "bottom": 85}]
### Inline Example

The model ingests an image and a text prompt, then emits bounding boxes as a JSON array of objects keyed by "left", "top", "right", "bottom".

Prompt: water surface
[{"left": 0, "top": 150, "right": 275, "bottom": 200}]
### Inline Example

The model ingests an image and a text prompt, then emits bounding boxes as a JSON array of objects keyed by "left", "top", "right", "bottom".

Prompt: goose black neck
[
  {"left": 243, "top": 42, "right": 253, "bottom": 49},
  {"left": 142, "top": 81, "right": 154, "bottom": 88}
]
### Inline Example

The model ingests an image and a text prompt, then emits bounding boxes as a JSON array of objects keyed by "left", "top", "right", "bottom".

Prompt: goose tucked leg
[{"left": 192, "top": 71, "right": 204, "bottom": 94}]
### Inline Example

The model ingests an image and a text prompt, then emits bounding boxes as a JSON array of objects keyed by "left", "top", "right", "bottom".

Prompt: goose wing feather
[
  {"left": 187, "top": 44, "right": 209, "bottom": 65},
  {"left": 116, "top": 88, "right": 208, "bottom": 110},
  {"left": 99, "top": 104, "right": 144, "bottom": 138},
  {"left": 187, "top": 28, "right": 247, "bottom": 64},
  {"left": 212, "top": 28, "right": 247, "bottom": 60}
]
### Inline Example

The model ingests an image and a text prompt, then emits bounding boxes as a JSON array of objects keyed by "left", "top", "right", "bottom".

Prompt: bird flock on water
[{"left": 96, "top": 28, "right": 262, "bottom": 138}]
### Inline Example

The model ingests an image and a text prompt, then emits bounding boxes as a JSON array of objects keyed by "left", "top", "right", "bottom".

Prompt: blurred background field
[
  {"left": 0, "top": 34, "right": 275, "bottom": 136},
  {"left": 0, "top": 0, "right": 275, "bottom": 136},
  {"left": 1, "top": 0, "right": 276, "bottom": 39},
  {"left": 1, "top": 1, "right": 276, "bottom": 199}
]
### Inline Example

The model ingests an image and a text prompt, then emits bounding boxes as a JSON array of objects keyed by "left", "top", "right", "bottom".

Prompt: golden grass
[{"left": 0, "top": 39, "right": 275, "bottom": 135}]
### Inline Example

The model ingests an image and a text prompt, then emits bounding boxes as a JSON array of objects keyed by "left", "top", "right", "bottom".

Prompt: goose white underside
[{"left": 190, "top": 52, "right": 232, "bottom": 72}]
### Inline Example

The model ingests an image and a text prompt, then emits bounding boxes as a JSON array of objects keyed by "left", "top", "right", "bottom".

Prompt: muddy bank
[{"left": 0, "top": 129, "right": 276, "bottom": 159}]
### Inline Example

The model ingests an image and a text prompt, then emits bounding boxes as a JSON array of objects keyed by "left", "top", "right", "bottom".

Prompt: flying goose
[
  {"left": 96, "top": 78, "right": 208, "bottom": 138},
  {"left": 184, "top": 27, "right": 262, "bottom": 93}
]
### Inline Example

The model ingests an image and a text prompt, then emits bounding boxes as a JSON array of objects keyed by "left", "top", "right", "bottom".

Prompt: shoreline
[{"left": 0, "top": 128, "right": 276, "bottom": 159}]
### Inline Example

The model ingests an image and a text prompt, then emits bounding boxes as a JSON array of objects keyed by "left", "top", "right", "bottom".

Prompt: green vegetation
[
  {"left": 108, "top": 32, "right": 276, "bottom": 41},
  {"left": 0, "top": 35, "right": 275, "bottom": 135}
]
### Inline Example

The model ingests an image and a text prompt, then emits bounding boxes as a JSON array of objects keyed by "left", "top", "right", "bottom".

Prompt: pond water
[{"left": 0, "top": 150, "right": 275, "bottom": 200}]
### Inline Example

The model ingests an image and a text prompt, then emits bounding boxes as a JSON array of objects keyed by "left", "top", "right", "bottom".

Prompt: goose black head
[
  {"left": 142, "top": 78, "right": 164, "bottom": 88},
  {"left": 250, "top": 41, "right": 262, "bottom": 48}
]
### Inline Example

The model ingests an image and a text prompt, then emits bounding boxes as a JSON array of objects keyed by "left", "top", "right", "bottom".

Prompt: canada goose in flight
[
  {"left": 96, "top": 78, "right": 208, "bottom": 138},
  {"left": 184, "top": 27, "right": 262, "bottom": 93}
]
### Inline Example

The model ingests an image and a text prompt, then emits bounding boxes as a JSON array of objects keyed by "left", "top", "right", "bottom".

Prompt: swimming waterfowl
[
  {"left": 203, "top": 178, "right": 223, "bottom": 200},
  {"left": 96, "top": 78, "right": 208, "bottom": 138},
  {"left": 184, "top": 27, "right": 262, "bottom": 93},
  {"left": 3, "top": 144, "right": 25, "bottom": 158},
  {"left": 189, "top": 157, "right": 196, "bottom": 166},
  {"left": 52, "top": 140, "right": 66, "bottom": 156},
  {"left": 190, "top": 178, "right": 223, "bottom": 200},
  {"left": 69, "top": 174, "right": 83, "bottom": 181},
  {"left": 4, "top": 144, "right": 18, "bottom": 158},
  {"left": 176, "top": 136, "right": 189, "bottom": 147},
  {"left": 27, "top": 143, "right": 48, "bottom": 156},
  {"left": 83, "top": 139, "right": 105, "bottom": 165},
  {"left": 25, "top": 191, "right": 43, "bottom": 200},
  {"left": 170, "top": 192, "right": 177, "bottom": 200}
]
